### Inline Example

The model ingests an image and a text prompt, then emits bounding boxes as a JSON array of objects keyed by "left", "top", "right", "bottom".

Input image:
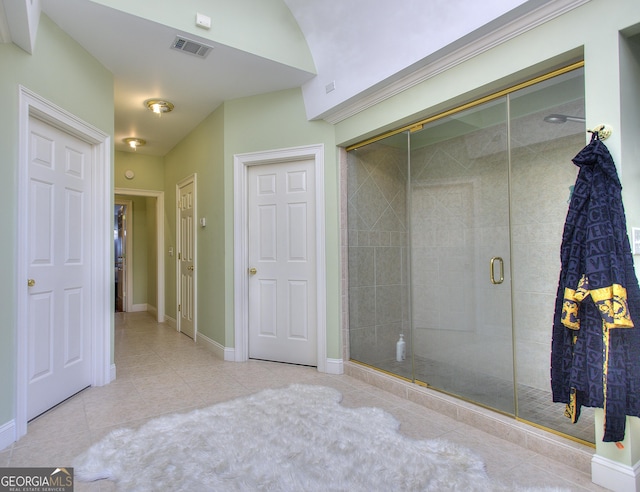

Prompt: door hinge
[
  {"left": 178, "top": 304, "right": 181, "bottom": 312},
  {"left": 178, "top": 252, "right": 181, "bottom": 260}
]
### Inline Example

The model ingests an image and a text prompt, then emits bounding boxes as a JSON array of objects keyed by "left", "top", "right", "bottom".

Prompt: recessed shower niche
[{"left": 346, "top": 65, "right": 595, "bottom": 443}]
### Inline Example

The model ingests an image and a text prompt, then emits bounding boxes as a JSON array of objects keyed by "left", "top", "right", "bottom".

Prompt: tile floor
[{"left": 1, "top": 312, "right": 609, "bottom": 491}]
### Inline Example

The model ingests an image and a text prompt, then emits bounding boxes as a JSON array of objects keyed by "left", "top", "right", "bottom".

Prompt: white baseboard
[
  {"left": 324, "top": 358, "right": 344, "bottom": 375},
  {"left": 224, "top": 347, "right": 235, "bottom": 361},
  {"left": 0, "top": 420, "right": 16, "bottom": 451},
  {"left": 110, "top": 363, "right": 117, "bottom": 382},
  {"left": 592, "top": 454, "right": 640, "bottom": 492},
  {"left": 187, "top": 333, "right": 341, "bottom": 369},
  {"left": 147, "top": 305, "right": 157, "bottom": 317},
  {"left": 164, "top": 315, "right": 177, "bottom": 330},
  {"left": 131, "top": 303, "right": 147, "bottom": 312},
  {"left": 196, "top": 332, "right": 225, "bottom": 360}
]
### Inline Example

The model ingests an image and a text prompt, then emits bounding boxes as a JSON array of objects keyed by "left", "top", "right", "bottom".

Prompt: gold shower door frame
[{"left": 347, "top": 62, "right": 594, "bottom": 445}]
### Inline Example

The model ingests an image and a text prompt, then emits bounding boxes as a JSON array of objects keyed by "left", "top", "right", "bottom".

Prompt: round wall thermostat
[{"left": 124, "top": 170, "right": 135, "bottom": 180}]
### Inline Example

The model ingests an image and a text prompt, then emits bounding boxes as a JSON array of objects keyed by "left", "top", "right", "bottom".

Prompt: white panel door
[
  {"left": 248, "top": 159, "right": 317, "bottom": 365},
  {"left": 27, "top": 116, "right": 92, "bottom": 420},
  {"left": 177, "top": 179, "right": 195, "bottom": 339}
]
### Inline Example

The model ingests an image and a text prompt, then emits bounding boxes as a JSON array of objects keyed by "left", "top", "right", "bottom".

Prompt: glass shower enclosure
[{"left": 347, "top": 66, "right": 595, "bottom": 443}]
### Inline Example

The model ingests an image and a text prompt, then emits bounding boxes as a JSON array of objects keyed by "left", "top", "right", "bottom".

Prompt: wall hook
[{"left": 588, "top": 124, "right": 612, "bottom": 141}]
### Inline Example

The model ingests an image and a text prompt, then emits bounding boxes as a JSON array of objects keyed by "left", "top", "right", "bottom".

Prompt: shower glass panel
[
  {"left": 509, "top": 70, "right": 593, "bottom": 442},
  {"left": 347, "top": 67, "right": 593, "bottom": 442},
  {"left": 409, "top": 99, "right": 514, "bottom": 414},
  {"left": 347, "top": 132, "right": 411, "bottom": 380}
]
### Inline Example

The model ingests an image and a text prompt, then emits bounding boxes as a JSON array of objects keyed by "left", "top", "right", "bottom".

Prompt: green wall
[
  {"left": 4, "top": 1, "right": 639, "bottom": 472},
  {"left": 130, "top": 196, "right": 148, "bottom": 306},
  {"left": 333, "top": 0, "right": 640, "bottom": 465},
  {"left": 222, "top": 88, "right": 339, "bottom": 357},
  {"left": 620, "top": 31, "right": 640, "bottom": 284},
  {"left": 114, "top": 152, "right": 164, "bottom": 312},
  {"left": 164, "top": 104, "right": 226, "bottom": 341},
  {"left": 146, "top": 196, "right": 158, "bottom": 310},
  {"left": 114, "top": 151, "right": 165, "bottom": 191},
  {"left": 0, "top": 15, "right": 113, "bottom": 428},
  {"left": 161, "top": 87, "right": 340, "bottom": 357},
  {"left": 115, "top": 195, "right": 154, "bottom": 307}
]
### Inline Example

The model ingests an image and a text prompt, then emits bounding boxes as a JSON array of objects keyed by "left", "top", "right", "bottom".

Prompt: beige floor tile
[
  {"left": 0, "top": 448, "right": 11, "bottom": 467},
  {"left": 133, "top": 380, "right": 204, "bottom": 409},
  {"left": 4, "top": 312, "right": 612, "bottom": 492},
  {"left": 74, "top": 480, "right": 106, "bottom": 491},
  {"left": 129, "top": 371, "right": 187, "bottom": 388},
  {"left": 22, "top": 395, "right": 90, "bottom": 446},
  {"left": 114, "top": 361, "right": 177, "bottom": 382},
  {"left": 113, "top": 352, "right": 165, "bottom": 368},
  {"left": 393, "top": 405, "right": 461, "bottom": 440},
  {"left": 80, "top": 380, "right": 138, "bottom": 404},
  {"left": 83, "top": 396, "right": 153, "bottom": 430},
  {"left": 170, "top": 362, "right": 228, "bottom": 382},
  {"left": 517, "top": 453, "right": 608, "bottom": 491},
  {"left": 9, "top": 432, "right": 92, "bottom": 468}
]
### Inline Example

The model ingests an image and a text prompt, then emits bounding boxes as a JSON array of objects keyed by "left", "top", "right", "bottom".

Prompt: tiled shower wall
[
  {"left": 409, "top": 123, "right": 514, "bottom": 381},
  {"left": 346, "top": 142, "right": 410, "bottom": 367},
  {"left": 408, "top": 120, "right": 582, "bottom": 389},
  {"left": 343, "top": 116, "right": 583, "bottom": 393},
  {"left": 509, "top": 130, "right": 583, "bottom": 390}
]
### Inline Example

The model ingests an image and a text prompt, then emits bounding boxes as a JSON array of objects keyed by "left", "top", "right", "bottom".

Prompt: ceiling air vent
[{"left": 170, "top": 36, "right": 213, "bottom": 59}]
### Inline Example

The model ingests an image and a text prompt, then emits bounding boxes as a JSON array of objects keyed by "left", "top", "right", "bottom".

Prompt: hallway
[{"left": 1, "top": 312, "right": 606, "bottom": 490}]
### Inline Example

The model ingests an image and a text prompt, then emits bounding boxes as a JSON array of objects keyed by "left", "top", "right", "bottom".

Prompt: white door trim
[
  {"left": 114, "top": 198, "right": 133, "bottom": 312},
  {"left": 114, "top": 188, "right": 166, "bottom": 322},
  {"left": 233, "top": 144, "right": 327, "bottom": 372},
  {"left": 16, "top": 86, "right": 111, "bottom": 440},
  {"left": 175, "top": 174, "right": 197, "bottom": 339}
]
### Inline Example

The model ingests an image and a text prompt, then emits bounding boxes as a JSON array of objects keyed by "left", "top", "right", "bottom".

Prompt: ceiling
[
  {"left": 40, "top": 0, "right": 317, "bottom": 156},
  {"left": 31, "top": 0, "right": 576, "bottom": 157}
]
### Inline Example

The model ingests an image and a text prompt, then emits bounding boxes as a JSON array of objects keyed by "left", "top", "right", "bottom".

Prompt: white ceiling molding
[
  {"left": 0, "top": 1, "right": 12, "bottom": 44},
  {"left": 320, "top": 0, "right": 591, "bottom": 125},
  {"left": 1, "top": 0, "right": 41, "bottom": 54}
]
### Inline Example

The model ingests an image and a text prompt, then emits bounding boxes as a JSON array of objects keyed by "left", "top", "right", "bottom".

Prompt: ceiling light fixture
[
  {"left": 145, "top": 99, "right": 174, "bottom": 116},
  {"left": 123, "top": 137, "right": 146, "bottom": 151}
]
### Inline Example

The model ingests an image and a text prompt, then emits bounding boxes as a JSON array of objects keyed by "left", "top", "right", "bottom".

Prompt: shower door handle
[{"left": 490, "top": 257, "right": 504, "bottom": 285}]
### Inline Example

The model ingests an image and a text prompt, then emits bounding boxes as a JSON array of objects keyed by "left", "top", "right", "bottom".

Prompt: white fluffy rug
[{"left": 74, "top": 384, "right": 565, "bottom": 491}]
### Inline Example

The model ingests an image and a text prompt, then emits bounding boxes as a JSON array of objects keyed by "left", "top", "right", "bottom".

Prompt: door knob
[
  {"left": 248, "top": 267, "right": 257, "bottom": 275},
  {"left": 27, "top": 279, "right": 35, "bottom": 287}
]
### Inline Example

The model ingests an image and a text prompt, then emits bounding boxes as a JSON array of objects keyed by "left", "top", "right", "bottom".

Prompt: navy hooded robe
[{"left": 551, "top": 134, "right": 640, "bottom": 443}]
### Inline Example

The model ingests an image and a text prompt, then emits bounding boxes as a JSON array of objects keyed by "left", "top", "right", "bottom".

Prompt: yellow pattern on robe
[
  {"left": 561, "top": 275, "right": 632, "bottom": 427},
  {"left": 561, "top": 275, "right": 634, "bottom": 330},
  {"left": 565, "top": 389, "right": 579, "bottom": 423}
]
